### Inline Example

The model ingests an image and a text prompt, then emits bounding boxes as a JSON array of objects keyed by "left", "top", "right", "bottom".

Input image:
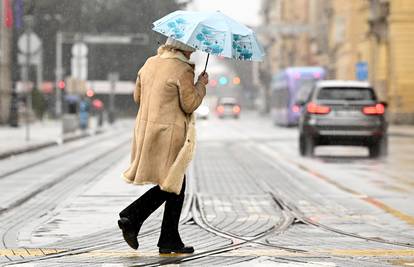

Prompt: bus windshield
[{"left": 296, "top": 79, "right": 317, "bottom": 102}]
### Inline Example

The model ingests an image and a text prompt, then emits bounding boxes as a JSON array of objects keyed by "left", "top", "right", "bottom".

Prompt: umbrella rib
[{"left": 185, "top": 21, "right": 205, "bottom": 49}]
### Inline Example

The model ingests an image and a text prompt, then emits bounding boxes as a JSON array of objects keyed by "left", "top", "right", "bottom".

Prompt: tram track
[
  {"left": 270, "top": 191, "right": 414, "bottom": 249},
  {"left": 0, "top": 190, "right": 383, "bottom": 267},
  {"left": 192, "top": 195, "right": 300, "bottom": 252},
  {"left": 0, "top": 188, "right": 304, "bottom": 267},
  {"left": 0, "top": 132, "right": 132, "bottom": 248},
  {"left": 0, "top": 128, "right": 126, "bottom": 180},
  {"left": 219, "top": 138, "right": 414, "bottom": 251},
  {"left": 140, "top": 138, "right": 414, "bottom": 266},
  {"left": 2, "top": 135, "right": 413, "bottom": 266},
  {"left": 0, "top": 167, "right": 195, "bottom": 266},
  {"left": 122, "top": 194, "right": 308, "bottom": 267},
  {"left": 0, "top": 133, "right": 131, "bottom": 217}
]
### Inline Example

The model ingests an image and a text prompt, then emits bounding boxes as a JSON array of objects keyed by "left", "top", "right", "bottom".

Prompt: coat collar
[{"left": 157, "top": 46, "right": 195, "bottom": 69}]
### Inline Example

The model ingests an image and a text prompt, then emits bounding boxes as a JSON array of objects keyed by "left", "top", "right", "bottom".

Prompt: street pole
[
  {"left": 0, "top": 0, "right": 13, "bottom": 125},
  {"left": 36, "top": 47, "right": 43, "bottom": 92},
  {"left": 23, "top": 16, "right": 34, "bottom": 141},
  {"left": 55, "top": 31, "right": 63, "bottom": 118},
  {"left": 108, "top": 72, "right": 119, "bottom": 124}
]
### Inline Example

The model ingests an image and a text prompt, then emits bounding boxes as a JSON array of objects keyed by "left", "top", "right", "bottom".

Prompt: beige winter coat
[{"left": 122, "top": 46, "right": 206, "bottom": 194}]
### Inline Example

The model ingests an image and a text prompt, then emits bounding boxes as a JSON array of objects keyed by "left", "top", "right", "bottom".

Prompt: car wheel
[
  {"left": 299, "top": 134, "right": 314, "bottom": 157},
  {"left": 369, "top": 136, "right": 388, "bottom": 158}
]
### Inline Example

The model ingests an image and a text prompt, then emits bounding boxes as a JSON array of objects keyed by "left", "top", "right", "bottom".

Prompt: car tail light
[
  {"left": 233, "top": 105, "right": 241, "bottom": 114},
  {"left": 307, "top": 102, "right": 331, "bottom": 114},
  {"left": 216, "top": 105, "right": 224, "bottom": 113},
  {"left": 292, "top": 104, "right": 300, "bottom": 113},
  {"left": 362, "top": 103, "right": 385, "bottom": 115}
]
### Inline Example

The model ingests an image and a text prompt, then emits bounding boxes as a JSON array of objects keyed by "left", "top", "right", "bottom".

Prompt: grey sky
[{"left": 187, "top": 0, "right": 262, "bottom": 27}]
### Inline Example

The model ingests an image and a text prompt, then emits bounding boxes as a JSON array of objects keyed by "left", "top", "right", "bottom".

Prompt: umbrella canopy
[{"left": 152, "top": 10, "right": 265, "bottom": 62}]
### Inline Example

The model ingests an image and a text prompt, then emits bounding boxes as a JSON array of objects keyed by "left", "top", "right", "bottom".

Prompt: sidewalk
[
  {"left": 389, "top": 124, "right": 414, "bottom": 138},
  {"left": 0, "top": 116, "right": 105, "bottom": 160}
]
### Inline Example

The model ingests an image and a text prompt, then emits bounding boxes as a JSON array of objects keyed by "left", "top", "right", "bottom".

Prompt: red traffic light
[
  {"left": 92, "top": 99, "right": 104, "bottom": 110},
  {"left": 86, "top": 89, "right": 95, "bottom": 98},
  {"left": 58, "top": 80, "right": 65, "bottom": 90},
  {"left": 210, "top": 79, "right": 218, "bottom": 87}
]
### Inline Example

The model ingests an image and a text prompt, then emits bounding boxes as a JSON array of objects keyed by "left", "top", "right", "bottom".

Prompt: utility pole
[
  {"left": 22, "top": 15, "right": 34, "bottom": 141},
  {"left": 55, "top": 31, "right": 63, "bottom": 118},
  {"left": 0, "top": 0, "right": 13, "bottom": 125},
  {"left": 108, "top": 72, "right": 119, "bottom": 124}
]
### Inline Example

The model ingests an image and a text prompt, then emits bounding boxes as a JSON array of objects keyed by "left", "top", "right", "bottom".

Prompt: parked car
[
  {"left": 215, "top": 97, "right": 241, "bottom": 119},
  {"left": 195, "top": 104, "right": 210, "bottom": 120},
  {"left": 297, "top": 80, "right": 388, "bottom": 158}
]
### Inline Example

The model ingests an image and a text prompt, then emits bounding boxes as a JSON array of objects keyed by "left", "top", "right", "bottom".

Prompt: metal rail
[
  {"left": 0, "top": 129, "right": 124, "bottom": 180},
  {"left": 132, "top": 195, "right": 307, "bottom": 267},
  {"left": 270, "top": 192, "right": 414, "bottom": 249}
]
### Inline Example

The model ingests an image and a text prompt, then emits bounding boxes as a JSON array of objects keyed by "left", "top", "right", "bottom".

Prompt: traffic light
[
  {"left": 233, "top": 76, "right": 241, "bottom": 85},
  {"left": 86, "top": 88, "right": 95, "bottom": 98},
  {"left": 58, "top": 80, "right": 65, "bottom": 90},
  {"left": 209, "top": 79, "right": 218, "bottom": 87},
  {"left": 92, "top": 99, "right": 104, "bottom": 110},
  {"left": 219, "top": 76, "right": 228, "bottom": 85}
]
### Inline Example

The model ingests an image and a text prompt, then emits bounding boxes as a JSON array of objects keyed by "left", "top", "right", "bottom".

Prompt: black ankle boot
[
  {"left": 159, "top": 245, "right": 194, "bottom": 254},
  {"left": 118, "top": 217, "right": 140, "bottom": 250}
]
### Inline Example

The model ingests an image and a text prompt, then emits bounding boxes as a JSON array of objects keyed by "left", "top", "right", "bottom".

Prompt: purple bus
[{"left": 270, "top": 67, "right": 326, "bottom": 126}]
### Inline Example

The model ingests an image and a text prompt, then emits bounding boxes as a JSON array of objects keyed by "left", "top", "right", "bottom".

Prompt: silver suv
[{"left": 298, "top": 80, "right": 388, "bottom": 158}]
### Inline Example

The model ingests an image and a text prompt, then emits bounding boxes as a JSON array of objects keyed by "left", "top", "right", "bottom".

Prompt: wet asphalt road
[{"left": 0, "top": 112, "right": 413, "bottom": 266}]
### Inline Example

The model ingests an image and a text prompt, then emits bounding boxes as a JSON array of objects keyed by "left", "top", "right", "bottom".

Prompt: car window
[
  {"left": 218, "top": 98, "right": 237, "bottom": 105},
  {"left": 317, "top": 87, "right": 376, "bottom": 101}
]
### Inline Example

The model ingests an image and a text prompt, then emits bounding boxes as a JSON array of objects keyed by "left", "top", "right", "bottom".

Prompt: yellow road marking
[
  {"left": 38, "top": 248, "right": 63, "bottom": 255},
  {"left": 296, "top": 161, "right": 414, "bottom": 226},
  {"left": 362, "top": 196, "right": 414, "bottom": 225},
  {"left": 0, "top": 248, "right": 64, "bottom": 257},
  {"left": 2, "top": 248, "right": 414, "bottom": 258},
  {"left": 328, "top": 249, "right": 414, "bottom": 256},
  {"left": 387, "top": 259, "right": 414, "bottom": 266},
  {"left": 75, "top": 248, "right": 414, "bottom": 258},
  {"left": 258, "top": 145, "right": 414, "bottom": 227}
]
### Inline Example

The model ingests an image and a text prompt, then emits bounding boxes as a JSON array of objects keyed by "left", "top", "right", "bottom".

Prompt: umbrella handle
[{"left": 203, "top": 54, "right": 210, "bottom": 74}]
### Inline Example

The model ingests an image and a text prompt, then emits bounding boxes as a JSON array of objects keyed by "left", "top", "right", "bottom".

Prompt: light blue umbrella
[{"left": 152, "top": 10, "right": 265, "bottom": 72}]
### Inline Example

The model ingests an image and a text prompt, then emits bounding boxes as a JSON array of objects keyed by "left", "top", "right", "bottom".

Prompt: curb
[
  {"left": 388, "top": 131, "right": 414, "bottom": 138},
  {"left": 389, "top": 133, "right": 414, "bottom": 138},
  {"left": 0, "top": 129, "right": 105, "bottom": 160}
]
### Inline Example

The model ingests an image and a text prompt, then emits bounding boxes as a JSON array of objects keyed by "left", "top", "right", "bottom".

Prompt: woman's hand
[{"left": 197, "top": 72, "right": 209, "bottom": 86}]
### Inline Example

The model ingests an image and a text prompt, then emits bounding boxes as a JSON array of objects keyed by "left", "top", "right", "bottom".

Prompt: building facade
[
  {"left": 328, "top": 0, "right": 414, "bottom": 124},
  {"left": 387, "top": 0, "right": 414, "bottom": 123},
  {"left": 260, "top": 0, "right": 414, "bottom": 124},
  {"left": 258, "top": 0, "right": 316, "bottom": 112}
]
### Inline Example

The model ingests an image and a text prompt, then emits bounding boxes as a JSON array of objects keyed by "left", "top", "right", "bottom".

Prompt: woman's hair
[{"left": 157, "top": 44, "right": 185, "bottom": 54}]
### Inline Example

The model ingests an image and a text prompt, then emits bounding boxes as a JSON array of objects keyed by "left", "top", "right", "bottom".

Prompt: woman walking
[{"left": 118, "top": 37, "right": 208, "bottom": 254}]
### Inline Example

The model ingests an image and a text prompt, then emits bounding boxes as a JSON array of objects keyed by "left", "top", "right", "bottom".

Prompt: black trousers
[{"left": 119, "top": 177, "right": 186, "bottom": 248}]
